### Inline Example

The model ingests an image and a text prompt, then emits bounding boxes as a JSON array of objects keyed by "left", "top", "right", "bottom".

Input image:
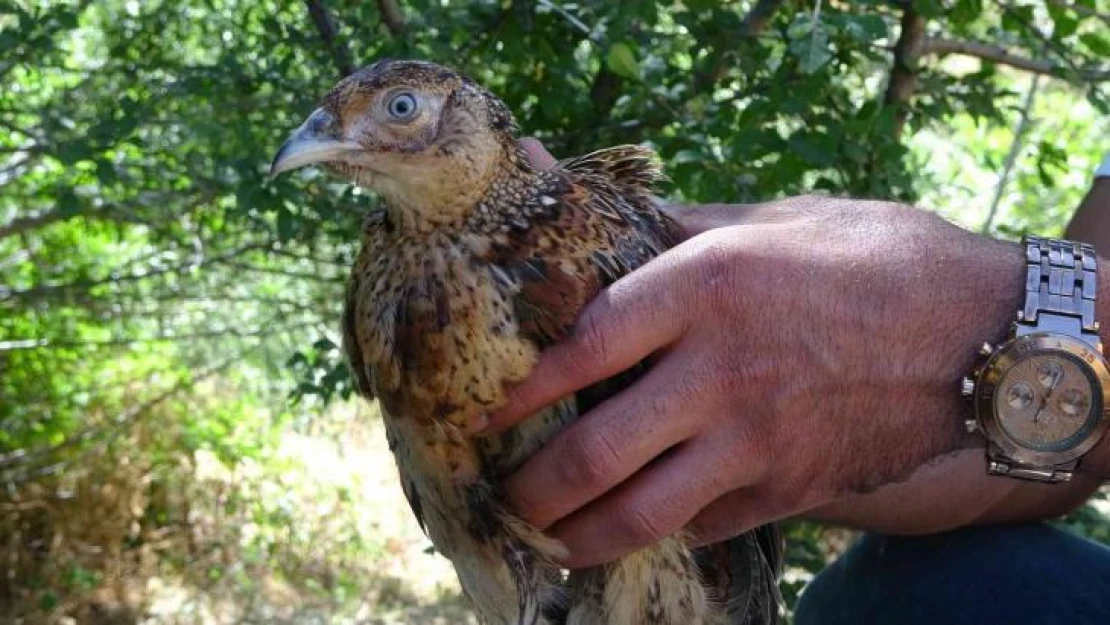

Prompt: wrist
[
  {"left": 933, "top": 229, "right": 1025, "bottom": 454},
  {"left": 1084, "top": 428, "right": 1110, "bottom": 479},
  {"left": 1084, "top": 260, "right": 1110, "bottom": 480},
  {"left": 961, "top": 235, "right": 1110, "bottom": 481}
]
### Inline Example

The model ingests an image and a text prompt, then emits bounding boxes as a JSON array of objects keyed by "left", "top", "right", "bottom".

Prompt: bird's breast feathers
[{"left": 340, "top": 149, "right": 676, "bottom": 478}]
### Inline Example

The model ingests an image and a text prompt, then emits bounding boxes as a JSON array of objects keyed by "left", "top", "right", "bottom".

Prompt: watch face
[{"left": 994, "top": 350, "right": 1103, "bottom": 451}]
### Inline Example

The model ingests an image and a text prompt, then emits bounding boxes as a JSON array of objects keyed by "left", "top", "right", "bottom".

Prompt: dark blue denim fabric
[{"left": 794, "top": 523, "right": 1110, "bottom": 625}]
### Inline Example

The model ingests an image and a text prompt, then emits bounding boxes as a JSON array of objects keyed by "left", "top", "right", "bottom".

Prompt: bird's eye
[{"left": 387, "top": 92, "right": 418, "bottom": 120}]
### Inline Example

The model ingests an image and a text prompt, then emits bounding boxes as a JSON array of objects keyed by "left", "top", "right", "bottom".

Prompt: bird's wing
[
  {"left": 501, "top": 149, "right": 785, "bottom": 624},
  {"left": 476, "top": 155, "right": 677, "bottom": 476},
  {"left": 696, "top": 524, "right": 785, "bottom": 625},
  {"left": 557, "top": 144, "right": 667, "bottom": 199},
  {"left": 341, "top": 276, "right": 374, "bottom": 400},
  {"left": 341, "top": 208, "right": 391, "bottom": 401},
  {"left": 492, "top": 147, "right": 677, "bottom": 350},
  {"left": 342, "top": 209, "right": 435, "bottom": 534}
]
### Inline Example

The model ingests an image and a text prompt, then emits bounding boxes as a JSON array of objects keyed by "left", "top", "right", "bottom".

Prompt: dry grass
[{"left": 0, "top": 399, "right": 475, "bottom": 625}]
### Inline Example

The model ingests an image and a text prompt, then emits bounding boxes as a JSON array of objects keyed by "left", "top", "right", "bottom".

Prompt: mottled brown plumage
[{"left": 271, "top": 59, "right": 781, "bottom": 625}]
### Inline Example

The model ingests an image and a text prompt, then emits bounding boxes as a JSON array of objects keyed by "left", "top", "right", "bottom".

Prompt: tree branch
[
  {"left": 304, "top": 0, "right": 356, "bottom": 78},
  {"left": 921, "top": 37, "right": 1110, "bottom": 83},
  {"left": 981, "top": 73, "right": 1041, "bottom": 234},
  {"left": 0, "top": 116, "right": 47, "bottom": 145},
  {"left": 537, "top": 0, "right": 596, "bottom": 39},
  {"left": 0, "top": 186, "right": 222, "bottom": 242},
  {"left": 884, "top": 4, "right": 927, "bottom": 140},
  {"left": 376, "top": 0, "right": 405, "bottom": 36},
  {"left": 0, "top": 208, "right": 90, "bottom": 241},
  {"left": 0, "top": 242, "right": 271, "bottom": 304},
  {"left": 1, "top": 320, "right": 319, "bottom": 352}
]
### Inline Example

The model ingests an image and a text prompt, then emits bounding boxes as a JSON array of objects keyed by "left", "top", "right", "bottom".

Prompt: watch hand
[
  {"left": 1033, "top": 396, "right": 1048, "bottom": 425},
  {"left": 1045, "top": 371, "right": 1063, "bottom": 399}
]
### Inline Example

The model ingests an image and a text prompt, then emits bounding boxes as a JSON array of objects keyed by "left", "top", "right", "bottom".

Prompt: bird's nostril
[{"left": 307, "top": 110, "right": 334, "bottom": 134}]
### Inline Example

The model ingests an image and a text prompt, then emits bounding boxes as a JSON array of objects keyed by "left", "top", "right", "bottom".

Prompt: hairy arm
[
  {"left": 1065, "top": 177, "right": 1110, "bottom": 243},
  {"left": 813, "top": 176, "right": 1110, "bottom": 534}
]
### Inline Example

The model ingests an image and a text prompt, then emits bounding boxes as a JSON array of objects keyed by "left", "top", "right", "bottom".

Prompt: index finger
[
  {"left": 483, "top": 251, "right": 698, "bottom": 433},
  {"left": 520, "top": 137, "right": 557, "bottom": 169}
]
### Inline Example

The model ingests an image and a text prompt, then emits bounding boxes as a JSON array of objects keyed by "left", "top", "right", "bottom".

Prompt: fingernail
[{"left": 464, "top": 412, "right": 490, "bottom": 436}]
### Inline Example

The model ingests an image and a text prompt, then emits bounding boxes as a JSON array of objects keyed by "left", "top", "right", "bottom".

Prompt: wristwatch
[{"left": 963, "top": 235, "right": 1110, "bottom": 482}]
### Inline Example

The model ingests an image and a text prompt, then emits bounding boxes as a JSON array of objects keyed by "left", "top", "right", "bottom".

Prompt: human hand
[{"left": 487, "top": 140, "right": 1026, "bottom": 568}]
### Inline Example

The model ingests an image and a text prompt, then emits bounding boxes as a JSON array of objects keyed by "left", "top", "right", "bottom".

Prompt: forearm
[
  {"left": 1067, "top": 176, "right": 1110, "bottom": 479},
  {"left": 810, "top": 180, "right": 1110, "bottom": 533},
  {"left": 807, "top": 449, "right": 1101, "bottom": 534},
  {"left": 1064, "top": 178, "right": 1110, "bottom": 243}
]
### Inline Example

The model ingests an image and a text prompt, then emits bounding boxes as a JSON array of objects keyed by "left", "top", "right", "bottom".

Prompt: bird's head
[{"left": 270, "top": 59, "right": 528, "bottom": 227}]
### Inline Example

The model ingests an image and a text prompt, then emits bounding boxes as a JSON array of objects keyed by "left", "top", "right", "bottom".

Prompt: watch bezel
[{"left": 975, "top": 332, "right": 1110, "bottom": 465}]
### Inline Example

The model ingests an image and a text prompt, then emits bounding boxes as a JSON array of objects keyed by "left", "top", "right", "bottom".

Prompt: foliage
[{"left": 1, "top": 0, "right": 1109, "bottom": 622}]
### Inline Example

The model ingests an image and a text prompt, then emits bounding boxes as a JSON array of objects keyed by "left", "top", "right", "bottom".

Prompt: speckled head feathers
[{"left": 271, "top": 59, "right": 528, "bottom": 221}]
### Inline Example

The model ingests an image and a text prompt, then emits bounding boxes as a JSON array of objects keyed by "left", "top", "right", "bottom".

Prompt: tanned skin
[{"left": 492, "top": 141, "right": 1109, "bottom": 559}]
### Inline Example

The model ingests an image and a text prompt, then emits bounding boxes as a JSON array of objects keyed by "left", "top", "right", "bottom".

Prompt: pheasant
[{"left": 270, "top": 59, "right": 781, "bottom": 625}]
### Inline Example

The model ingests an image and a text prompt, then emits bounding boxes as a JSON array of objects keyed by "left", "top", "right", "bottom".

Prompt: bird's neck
[{"left": 381, "top": 142, "right": 539, "bottom": 236}]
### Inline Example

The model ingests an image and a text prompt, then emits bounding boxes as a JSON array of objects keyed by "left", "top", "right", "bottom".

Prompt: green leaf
[
  {"left": 912, "top": 0, "right": 946, "bottom": 18},
  {"left": 671, "top": 149, "right": 702, "bottom": 165},
  {"left": 788, "top": 15, "right": 832, "bottom": 74},
  {"left": 55, "top": 187, "right": 81, "bottom": 216},
  {"left": 950, "top": 0, "right": 983, "bottom": 25},
  {"left": 94, "top": 158, "right": 117, "bottom": 185},
  {"left": 1080, "top": 33, "right": 1110, "bottom": 56},
  {"left": 55, "top": 141, "right": 93, "bottom": 165},
  {"left": 1001, "top": 4, "right": 1035, "bottom": 33},
  {"left": 788, "top": 132, "right": 837, "bottom": 166},
  {"left": 830, "top": 13, "right": 887, "bottom": 44},
  {"left": 1046, "top": 3, "right": 1078, "bottom": 38},
  {"left": 276, "top": 207, "right": 295, "bottom": 240},
  {"left": 605, "top": 41, "right": 639, "bottom": 79},
  {"left": 39, "top": 591, "right": 58, "bottom": 611}
]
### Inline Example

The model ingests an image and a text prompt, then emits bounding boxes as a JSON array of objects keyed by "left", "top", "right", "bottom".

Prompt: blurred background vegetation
[{"left": 1, "top": 0, "right": 1109, "bottom": 623}]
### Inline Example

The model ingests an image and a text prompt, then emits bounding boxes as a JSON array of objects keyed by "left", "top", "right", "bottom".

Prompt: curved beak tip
[
  {"left": 268, "top": 144, "right": 293, "bottom": 179},
  {"left": 269, "top": 108, "right": 356, "bottom": 179}
]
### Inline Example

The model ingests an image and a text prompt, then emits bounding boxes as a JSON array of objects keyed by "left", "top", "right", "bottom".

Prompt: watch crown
[
  {"left": 965, "top": 419, "right": 980, "bottom": 434},
  {"left": 961, "top": 377, "right": 976, "bottom": 397},
  {"left": 979, "top": 342, "right": 995, "bottom": 356},
  {"left": 1016, "top": 310, "right": 1024, "bottom": 321}
]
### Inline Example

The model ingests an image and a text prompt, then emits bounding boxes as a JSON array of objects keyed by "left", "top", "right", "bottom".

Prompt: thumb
[
  {"left": 520, "top": 137, "right": 558, "bottom": 169},
  {"left": 659, "top": 203, "right": 759, "bottom": 239}
]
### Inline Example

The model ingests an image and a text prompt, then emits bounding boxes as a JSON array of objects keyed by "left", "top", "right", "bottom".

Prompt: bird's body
[{"left": 272, "top": 59, "right": 780, "bottom": 625}]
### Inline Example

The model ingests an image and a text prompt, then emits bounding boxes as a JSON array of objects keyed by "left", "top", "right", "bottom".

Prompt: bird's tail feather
[
  {"left": 695, "top": 525, "right": 784, "bottom": 625},
  {"left": 558, "top": 145, "right": 667, "bottom": 194}
]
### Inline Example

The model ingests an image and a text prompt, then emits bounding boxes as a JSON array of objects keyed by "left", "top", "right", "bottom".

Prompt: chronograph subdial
[{"left": 994, "top": 353, "right": 1098, "bottom": 451}]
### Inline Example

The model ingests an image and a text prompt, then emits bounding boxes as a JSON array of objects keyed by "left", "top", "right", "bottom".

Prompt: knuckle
[
  {"left": 666, "top": 374, "right": 708, "bottom": 413},
  {"left": 728, "top": 422, "right": 773, "bottom": 481},
  {"left": 692, "top": 238, "right": 738, "bottom": 309},
  {"left": 614, "top": 505, "right": 669, "bottom": 546},
  {"left": 556, "top": 428, "right": 623, "bottom": 492},
  {"left": 684, "top": 513, "right": 721, "bottom": 547},
  {"left": 699, "top": 350, "right": 735, "bottom": 398},
  {"left": 573, "top": 309, "right": 612, "bottom": 369}
]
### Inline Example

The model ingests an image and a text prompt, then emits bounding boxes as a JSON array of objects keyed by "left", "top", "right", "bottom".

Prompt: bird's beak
[{"left": 270, "top": 108, "right": 361, "bottom": 177}]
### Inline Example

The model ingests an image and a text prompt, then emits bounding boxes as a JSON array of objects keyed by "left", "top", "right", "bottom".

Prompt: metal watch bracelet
[
  {"left": 987, "top": 236, "right": 1101, "bottom": 482},
  {"left": 1016, "top": 236, "right": 1099, "bottom": 341}
]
